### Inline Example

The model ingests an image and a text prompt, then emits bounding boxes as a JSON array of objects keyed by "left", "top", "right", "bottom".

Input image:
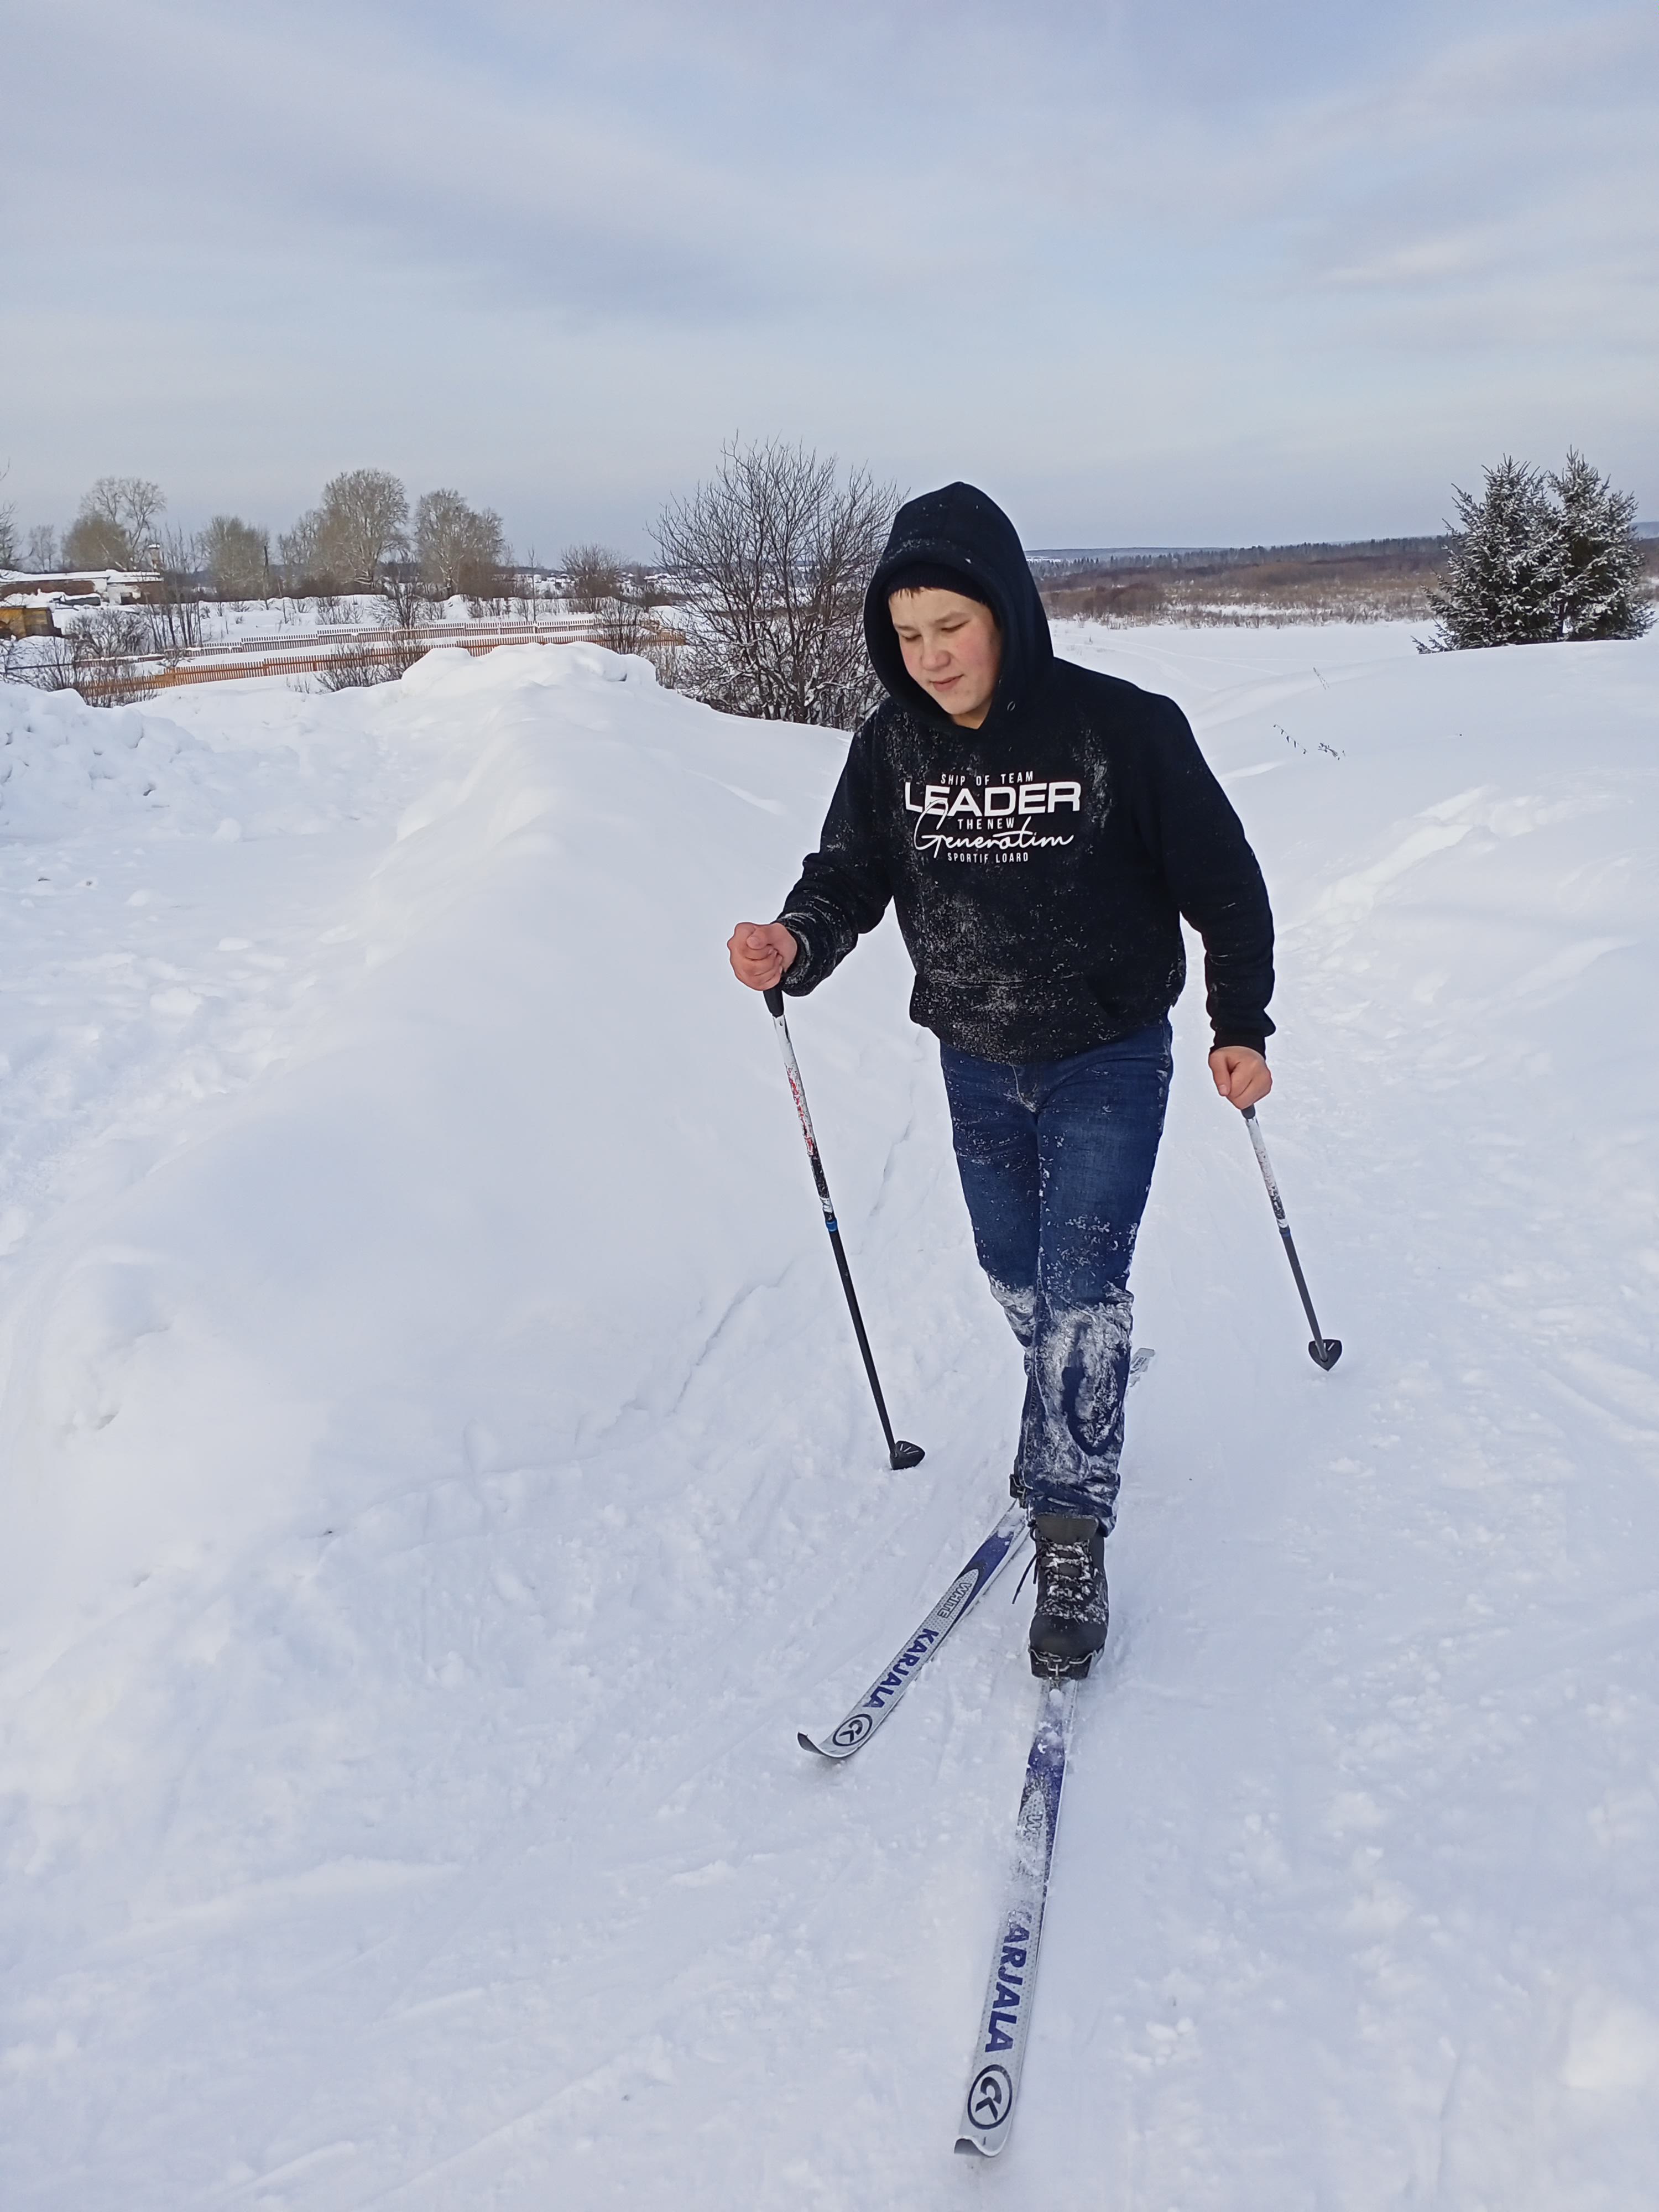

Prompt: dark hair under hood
[{"left": 864, "top": 481, "right": 1053, "bottom": 732}]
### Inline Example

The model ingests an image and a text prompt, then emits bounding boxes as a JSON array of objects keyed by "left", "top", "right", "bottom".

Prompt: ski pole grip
[{"left": 764, "top": 986, "right": 785, "bottom": 1018}]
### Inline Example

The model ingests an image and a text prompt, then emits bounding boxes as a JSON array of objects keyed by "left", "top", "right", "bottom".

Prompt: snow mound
[
  {"left": 0, "top": 681, "right": 227, "bottom": 840},
  {"left": 2, "top": 627, "right": 1659, "bottom": 2209}
]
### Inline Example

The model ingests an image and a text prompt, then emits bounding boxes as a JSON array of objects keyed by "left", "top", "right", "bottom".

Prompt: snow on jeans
[{"left": 940, "top": 1020, "right": 1172, "bottom": 1530}]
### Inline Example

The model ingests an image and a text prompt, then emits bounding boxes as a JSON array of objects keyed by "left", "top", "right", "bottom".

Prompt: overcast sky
[{"left": 7, "top": 0, "right": 1655, "bottom": 555}]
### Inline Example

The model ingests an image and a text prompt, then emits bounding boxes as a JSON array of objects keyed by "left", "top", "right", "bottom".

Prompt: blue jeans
[{"left": 940, "top": 1022, "right": 1172, "bottom": 1528}]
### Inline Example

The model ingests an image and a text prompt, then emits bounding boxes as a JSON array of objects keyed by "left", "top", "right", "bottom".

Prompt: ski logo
[
  {"left": 983, "top": 1922, "right": 1030, "bottom": 2053},
  {"left": 933, "top": 1567, "right": 979, "bottom": 1631},
  {"left": 860, "top": 1624, "right": 942, "bottom": 1714},
  {"left": 797, "top": 1507, "right": 1026, "bottom": 1764},
  {"left": 967, "top": 2064, "right": 1013, "bottom": 2130},
  {"left": 833, "top": 1567, "right": 982, "bottom": 1735}
]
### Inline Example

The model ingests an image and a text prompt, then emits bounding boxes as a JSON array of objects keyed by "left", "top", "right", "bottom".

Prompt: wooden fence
[{"left": 38, "top": 618, "right": 680, "bottom": 705}]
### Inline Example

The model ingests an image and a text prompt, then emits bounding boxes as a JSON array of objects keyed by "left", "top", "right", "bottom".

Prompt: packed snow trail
[{"left": 1, "top": 625, "right": 1657, "bottom": 2208}]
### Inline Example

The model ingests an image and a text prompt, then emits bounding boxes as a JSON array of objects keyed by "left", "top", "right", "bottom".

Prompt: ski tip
[
  {"left": 797, "top": 1730, "right": 833, "bottom": 1759},
  {"left": 954, "top": 2138, "right": 992, "bottom": 2158},
  {"left": 889, "top": 1439, "right": 926, "bottom": 1469},
  {"left": 1309, "top": 1337, "right": 1343, "bottom": 1370}
]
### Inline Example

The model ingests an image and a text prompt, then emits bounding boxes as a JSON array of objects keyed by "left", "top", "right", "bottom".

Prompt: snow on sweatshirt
[{"left": 776, "top": 482, "right": 1276, "bottom": 1065}]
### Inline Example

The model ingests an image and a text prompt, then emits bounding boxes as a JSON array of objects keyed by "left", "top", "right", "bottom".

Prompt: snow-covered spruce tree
[
  {"left": 1548, "top": 450, "right": 1653, "bottom": 641},
  {"left": 1427, "top": 457, "right": 1562, "bottom": 649}
]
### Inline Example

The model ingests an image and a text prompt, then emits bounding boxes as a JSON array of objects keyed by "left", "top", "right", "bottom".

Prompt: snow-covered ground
[
  {"left": 1, "top": 618, "right": 1656, "bottom": 2209},
  {"left": 161, "top": 595, "right": 546, "bottom": 646},
  {"left": 194, "top": 595, "right": 594, "bottom": 647}
]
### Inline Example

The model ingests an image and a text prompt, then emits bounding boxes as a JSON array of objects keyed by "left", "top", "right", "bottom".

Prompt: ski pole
[
  {"left": 1241, "top": 1105, "right": 1342, "bottom": 1370},
  {"left": 764, "top": 987, "right": 924, "bottom": 1469}
]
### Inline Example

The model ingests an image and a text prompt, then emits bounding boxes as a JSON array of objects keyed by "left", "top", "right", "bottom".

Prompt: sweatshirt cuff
[
  {"left": 1211, "top": 1028, "right": 1268, "bottom": 1057},
  {"left": 775, "top": 913, "right": 818, "bottom": 994}
]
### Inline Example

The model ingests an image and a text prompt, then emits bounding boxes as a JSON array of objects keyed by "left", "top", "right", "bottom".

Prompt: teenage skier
[{"left": 728, "top": 483, "right": 1274, "bottom": 1678}]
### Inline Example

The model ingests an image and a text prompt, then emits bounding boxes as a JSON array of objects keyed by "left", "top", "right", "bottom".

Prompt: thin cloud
[{"left": 6, "top": 0, "right": 1653, "bottom": 547}]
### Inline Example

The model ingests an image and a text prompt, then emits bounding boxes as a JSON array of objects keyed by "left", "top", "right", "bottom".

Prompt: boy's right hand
[{"left": 728, "top": 921, "right": 798, "bottom": 992}]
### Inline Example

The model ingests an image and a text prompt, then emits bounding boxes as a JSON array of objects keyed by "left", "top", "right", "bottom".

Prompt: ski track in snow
[{"left": 1, "top": 624, "right": 1657, "bottom": 2208}]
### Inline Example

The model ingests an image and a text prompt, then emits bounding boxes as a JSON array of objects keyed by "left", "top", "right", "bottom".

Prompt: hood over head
[{"left": 864, "top": 482, "right": 1052, "bottom": 730}]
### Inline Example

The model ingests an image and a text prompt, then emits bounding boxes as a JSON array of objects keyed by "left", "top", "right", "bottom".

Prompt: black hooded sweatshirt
[{"left": 776, "top": 482, "right": 1275, "bottom": 1065}]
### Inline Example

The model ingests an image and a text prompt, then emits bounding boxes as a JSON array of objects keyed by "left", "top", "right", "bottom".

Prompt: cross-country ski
[
  {"left": 799, "top": 1349, "right": 1152, "bottom": 1761},
  {"left": 954, "top": 1679, "right": 1079, "bottom": 2157},
  {"left": 5, "top": 333, "right": 1653, "bottom": 2204},
  {"left": 797, "top": 1504, "right": 1027, "bottom": 1760}
]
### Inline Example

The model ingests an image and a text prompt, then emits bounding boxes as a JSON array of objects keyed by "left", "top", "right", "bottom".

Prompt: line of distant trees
[
  {"left": 277, "top": 470, "right": 512, "bottom": 602},
  {"left": 6, "top": 442, "right": 1650, "bottom": 727},
  {"left": 4, "top": 468, "right": 518, "bottom": 608},
  {"left": 2, "top": 445, "right": 901, "bottom": 725}
]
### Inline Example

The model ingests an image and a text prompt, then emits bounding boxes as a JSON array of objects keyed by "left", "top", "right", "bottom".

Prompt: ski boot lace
[
  {"left": 1038, "top": 1536, "right": 1093, "bottom": 1620},
  {"left": 1012, "top": 1532, "right": 1092, "bottom": 1615}
]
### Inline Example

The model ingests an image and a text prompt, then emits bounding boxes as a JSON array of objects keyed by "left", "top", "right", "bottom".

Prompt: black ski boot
[{"left": 1027, "top": 1514, "right": 1108, "bottom": 1679}]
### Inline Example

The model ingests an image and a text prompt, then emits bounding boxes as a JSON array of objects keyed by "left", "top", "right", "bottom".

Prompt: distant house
[
  {"left": 0, "top": 570, "right": 163, "bottom": 607},
  {"left": 0, "top": 602, "right": 58, "bottom": 639}
]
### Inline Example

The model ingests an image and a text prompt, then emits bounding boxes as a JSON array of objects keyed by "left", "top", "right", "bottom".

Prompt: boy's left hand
[{"left": 1209, "top": 1046, "right": 1272, "bottom": 1110}]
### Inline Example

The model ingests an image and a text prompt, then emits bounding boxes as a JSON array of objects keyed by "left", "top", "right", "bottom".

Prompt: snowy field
[
  {"left": 176, "top": 596, "right": 580, "bottom": 650},
  {"left": 1, "top": 617, "right": 1656, "bottom": 2209}
]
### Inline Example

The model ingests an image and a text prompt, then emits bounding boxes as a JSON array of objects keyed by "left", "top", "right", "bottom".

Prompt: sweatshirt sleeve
[
  {"left": 1135, "top": 700, "right": 1276, "bottom": 1055},
  {"left": 774, "top": 722, "right": 894, "bottom": 997}
]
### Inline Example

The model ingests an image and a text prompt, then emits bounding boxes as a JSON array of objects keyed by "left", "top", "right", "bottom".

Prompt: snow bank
[
  {"left": 0, "top": 681, "right": 226, "bottom": 840},
  {"left": 1, "top": 630, "right": 1657, "bottom": 2209}
]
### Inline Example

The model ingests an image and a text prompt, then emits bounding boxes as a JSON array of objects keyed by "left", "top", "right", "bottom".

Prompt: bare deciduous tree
[
  {"left": 64, "top": 512, "right": 134, "bottom": 568},
  {"left": 593, "top": 591, "right": 655, "bottom": 655},
  {"left": 24, "top": 523, "right": 59, "bottom": 572},
  {"left": 316, "top": 468, "right": 409, "bottom": 588},
  {"left": 63, "top": 476, "right": 167, "bottom": 570},
  {"left": 417, "top": 489, "right": 508, "bottom": 600},
  {"left": 0, "top": 465, "right": 17, "bottom": 569},
  {"left": 511, "top": 553, "right": 549, "bottom": 622},
  {"left": 560, "top": 545, "right": 669, "bottom": 654},
  {"left": 94, "top": 474, "right": 165, "bottom": 544},
  {"left": 560, "top": 542, "right": 625, "bottom": 611},
  {"left": 277, "top": 509, "right": 328, "bottom": 593},
  {"left": 317, "top": 633, "right": 426, "bottom": 690},
  {"left": 26, "top": 608, "right": 155, "bottom": 703},
  {"left": 377, "top": 564, "right": 441, "bottom": 630},
  {"left": 654, "top": 439, "right": 898, "bottom": 726},
  {"left": 148, "top": 524, "right": 206, "bottom": 654},
  {"left": 203, "top": 515, "right": 271, "bottom": 601}
]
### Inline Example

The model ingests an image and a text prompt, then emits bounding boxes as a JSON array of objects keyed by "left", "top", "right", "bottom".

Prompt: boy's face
[{"left": 888, "top": 588, "right": 1002, "bottom": 728}]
